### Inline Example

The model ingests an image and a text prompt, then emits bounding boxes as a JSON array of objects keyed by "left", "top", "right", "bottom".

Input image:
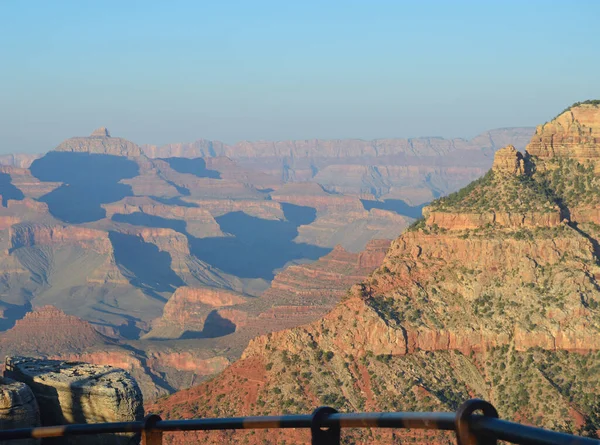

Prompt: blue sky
[{"left": 0, "top": 0, "right": 598, "bottom": 153}]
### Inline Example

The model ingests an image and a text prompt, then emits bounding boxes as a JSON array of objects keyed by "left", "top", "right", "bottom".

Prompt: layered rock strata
[
  {"left": 54, "top": 128, "right": 143, "bottom": 157},
  {"left": 0, "top": 306, "right": 108, "bottom": 354},
  {"left": 149, "top": 103, "right": 600, "bottom": 444},
  {"left": 527, "top": 104, "right": 600, "bottom": 162}
]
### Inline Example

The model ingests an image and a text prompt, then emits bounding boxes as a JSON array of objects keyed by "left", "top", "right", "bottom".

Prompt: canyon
[
  {"left": 149, "top": 102, "right": 600, "bottom": 445},
  {"left": 0, "top": 125, "right": 532, "bottom": 401}
]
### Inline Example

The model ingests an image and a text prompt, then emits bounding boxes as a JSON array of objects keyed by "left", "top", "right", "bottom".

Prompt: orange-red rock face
[
  {"left": 527, "top": 105, "right": 600, "bottom": 162},
  {"left": 423, "top": 209, "right": 563, "bottom": 230},
  {"left": 9, "top": 224, "right": 112, "bottom": 253},
  {"left": 260, "top": 241, "right": 390, "bottom": 307},
  {"left": 146, "top": 352, "right": 229, "bottom": 375},
  {"left": 357, "top": 239, "right": 390, "bottom": 268},
  {"left": 149, "top": 241, "right": 390, "bottom": 342},
  {"left": 154, "top": 287, "right": 247, "bottom": 333},
  {"left": 169, "top": 287, "right": 247, "bottom": 308},
  {"left": 0, "top": 306, "right": 107, "bottom": 354}
]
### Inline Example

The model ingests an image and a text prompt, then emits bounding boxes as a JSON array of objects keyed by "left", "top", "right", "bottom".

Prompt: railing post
[
  {"left": 456, "top": 399, "right": 498, "bottom": 445},
  {"left": 311, "top": 406, "right": 340, "bottom": 445},
  {"left": 142, "top": 413, "right": 163, "bottom": 445}
]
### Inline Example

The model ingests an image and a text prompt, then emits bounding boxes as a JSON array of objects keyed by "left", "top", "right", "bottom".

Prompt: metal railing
[{"left": 0, "top": 399, "right": 598, "bottom": 445}]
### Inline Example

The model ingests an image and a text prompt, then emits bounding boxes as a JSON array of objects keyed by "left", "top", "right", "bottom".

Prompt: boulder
[
  {"left": 5, "top": 357, "right": 144, "bottom": 445},
  {"left": 0, "top": 376, "right": 40, "bottom": 445}
]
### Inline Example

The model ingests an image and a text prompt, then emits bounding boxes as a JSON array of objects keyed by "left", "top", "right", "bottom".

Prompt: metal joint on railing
[
  {"left": 456, "top": 399, "right": 499, "bottom": 445},
  {"left": 311, "top": 406, "right": 340, "bottom": 445},
  {"left": 141, "top": 413, "right": 163, "bottom": 445}
]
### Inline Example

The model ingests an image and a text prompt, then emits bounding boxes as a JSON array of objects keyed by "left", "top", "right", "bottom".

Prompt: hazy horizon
[
  {"left": 3, "top": 123, "right": 538, "bottom": 156},
  {"left": 1, "top": 0, "right": 598, "bottom": 153}
]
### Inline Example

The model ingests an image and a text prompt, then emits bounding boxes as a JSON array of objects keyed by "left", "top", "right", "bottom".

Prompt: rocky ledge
[
  {"left": 4, "top": 357, "right": 144, "bottom": 444},
  {"left": 0, "top": 376, "right": 39, "bottom": 444}
]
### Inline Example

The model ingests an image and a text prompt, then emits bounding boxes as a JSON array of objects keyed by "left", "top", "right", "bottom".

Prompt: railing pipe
[
  {"left": 0, "top": 400, "right": 597, "bottom": 445},
  {"left": 0, "top": 421, "right": 141, "bottom": 441},
  {"left": 153, "top": 412, "right": 457, "bottom": 432},
  {"left": 471, "top": 416, "right": 600, "bottom": 445},
  {"left": 327, "top": 411, "right": 457, "bottom": 430}
]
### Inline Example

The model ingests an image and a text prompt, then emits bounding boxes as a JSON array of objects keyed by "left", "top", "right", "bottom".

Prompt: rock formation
[
  {"left": 103, "top": 197, "right": 223, "bottom": 238},
  {"left": 9, "top": 224, "right": 113, "bottom": 253},
  {"left": 0, "top": 154, "right": 41, "bottom": 169},
  {"left": 149, "top": 287, "right": 248, "bottom": 338},
  {"left": 0, "top": 306, "right": 108, "bottom": 354},
  {"left": 143, "top": 128, "right": 533, "bottom": 160},
  {"left": 0, "top": 166, "right": 61, "bottom": 199},
  {"left": 54, "top": 128, "right": 143, "bottom": 157},
  {"left": 0, "top": 376, "right": 39, "bottom": 444},
  {"left": 149, "top": 102, "right": 600, "bottom": 445},
  {"left": 141, "top": 128, "right": 534, "bottom": 201},
  {"left": 5, "top": 357, "right": 144, "bottom": 444},
  {"left": 91, "top": 127, "right": 111, "bottom": 138},
  {"left": 491, "top": 145, "right": 525, "bottom": 175},
  {"left": 527, "top": 103, "right": 600, "bottom": 162},
  {"left": 0, "top": 123, "right": 534, "bottom": 406}
]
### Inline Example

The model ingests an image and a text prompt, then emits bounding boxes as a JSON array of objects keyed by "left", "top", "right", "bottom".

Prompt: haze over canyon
[{"left": 0, "top": 124, "right": 533, "bottom": 399}]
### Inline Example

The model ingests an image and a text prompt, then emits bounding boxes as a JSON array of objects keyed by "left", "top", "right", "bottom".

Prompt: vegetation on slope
[
  {"left": 557, "top": 99, "right": 600, "bottom": 117},
  {"left": 427, "top": 169, "right": 557, "bottom": 214},
  {"left": 368, "top": 225, "right": 600, "bottom": 333},
  {"left": 538, "top": 158, "right": 600, "bottom": 208},
  {"left": 154, "top": 346, "right": 600, "bottom": 441}
]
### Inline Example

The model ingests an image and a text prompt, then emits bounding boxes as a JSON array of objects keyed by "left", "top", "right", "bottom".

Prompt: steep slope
[{"left": 150, "top": 103, "right": 600, "bottom": 444}]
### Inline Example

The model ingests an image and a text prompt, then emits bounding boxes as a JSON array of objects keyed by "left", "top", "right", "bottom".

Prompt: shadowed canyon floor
[{"left": 0, "top": 126, "right": 533, "bottom": 400}]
